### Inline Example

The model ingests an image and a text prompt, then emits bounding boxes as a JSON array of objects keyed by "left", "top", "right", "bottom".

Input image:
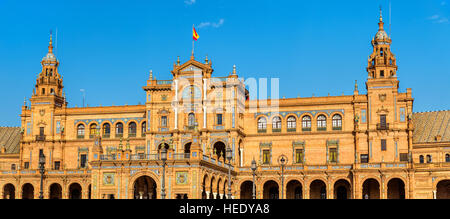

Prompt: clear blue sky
[{"left": 0, "top": 0, "right": 449, "bottom": 127}]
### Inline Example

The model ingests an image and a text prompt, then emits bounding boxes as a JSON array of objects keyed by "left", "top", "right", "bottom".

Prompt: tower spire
[{"left": 48, "top": 30, "right": 54, "bottom": 54}]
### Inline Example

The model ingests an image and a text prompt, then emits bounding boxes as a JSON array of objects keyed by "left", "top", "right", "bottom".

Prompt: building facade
[{"left": 0, "top": 13, "right": 449, "bottom": 199}]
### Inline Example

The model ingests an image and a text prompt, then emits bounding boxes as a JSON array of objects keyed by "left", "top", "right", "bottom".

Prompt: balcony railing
[
  {"left": 77, "top": 135, "right": 85, "bottom": 139},
  {"left": 377, "top": 123, "right": 390, "bottom": 130},
  {"left": 258, "top": 129, "right": 267, "bottom": 133},
  {"left": 302, "top": 127, "right": 311, "bottom": 132},
  {"left": 116, "top": 133, "right": 123, "bottom": 138},
  {"left": 128, "top": 133, "right": 136, "bottom": 138},
  {"left": 272, "top": 128, "right": 281, "bottom": 133},
  {"left": 102, "top": 134, "right": 110, "bottom": 139},
  {"left": 332, "top": 127, "right": 342, "bottom": 131},
  {"left": 35, "top": 135, "right": 46, "bottom": 141},
  {"left": 287, "top": 128, "right": 297, "bottom": 132},
  {"left": 317, "top": 127, "right": 327, "bottom": 131},
  {"left": 173, "top": 153, "right": 190, "bottom": 160}
]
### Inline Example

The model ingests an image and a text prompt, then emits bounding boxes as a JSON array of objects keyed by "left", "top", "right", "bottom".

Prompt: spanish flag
[{"left": 193, "top": 26, "right": 199, "bottom": 41}]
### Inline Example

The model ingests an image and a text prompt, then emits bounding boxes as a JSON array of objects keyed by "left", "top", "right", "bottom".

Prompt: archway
[
  {"left": 436, "top": 180, "right": 450, "bottom": 199},
  {"left": 387, "top": 178, "right": 405, "bottom": 199},
  {"left": 69, "top": 183, "right": 82, "bottom": 199},
  {"left": 286, "top": 180, "right": 302, "bottom": 199},
  {"left": 184, "top": 142, "right": 191, "bottom": 159},
  {"left": 213, "top": 141, "right": 226, "bottom": 161},
  {"left": 240, "top": 181, "right": 254, "bottom": 199},
  {"left": 158, "top": 143, "right": 170, "bottom": 151},
  {"left": 209, "top": 177, "right": 215, "bottom": 199},
  {"left": 334, "top": 179, "right": 351, "bottom": 199},
  {"left": 49, "top": 183, "right": 62, "bottom": 199},
  {"left": 201, "top": 175, "right": 208, "bottom": 199},
  {"left": 3, "top": 184, "right": 15, "bottom": 199},
  {"left": 133, "top": 176, "right": 157, "bottom": 199},
  {"left": 310, "top": 180, "right": 327, "bottom": 199},
  {"left": 263, "top": 180, "right": 279, "bottom": 199},
  {"left": 362, "top": 179, "right": 380, "bottom": 199},
  {"left": 22, "top": 183, "right": 34, "bottom": 199},
  {"left": 216, "top": 178, "right": 222, "bottom": 199}
]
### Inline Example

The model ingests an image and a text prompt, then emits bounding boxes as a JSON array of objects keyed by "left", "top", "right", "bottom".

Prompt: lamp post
[
  {"left": 39, "top": 151, "right": 46, "bottom": 200},
  {"left": 161, "top": 147, "right": 167, "bottom": 199},
  {"left": 278, "top": 155, "right": 287, "bottom": 200},
  {"left": 251, "top": 159, "right": 257, "bottom": 199},
  {"left": 226, "top": 146, "right": 233, "bottom": 199}
]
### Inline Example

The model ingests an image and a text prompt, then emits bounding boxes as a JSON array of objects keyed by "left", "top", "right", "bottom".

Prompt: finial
[
  {"left": 48, "top": 30, "right": 54, "bottom": 53},
  {"left": 355, "top": 80, "right": 358, "bottom": 90},
  {"left": 23, "top": 97, "right": 26, "bottom": 106},
  {"left": 205, "top": 55, "right": 209, "bottom": 64},
  {"left": 149, "top": 70, "right": 153, "bottom": 80},
  {"left": 379, "top": 6, "right": 383, "bottom": 22},
  {"left": 232, "top": 65, "right": 237, "bottom": 75},
  {"left": 177, "top": 56, "right": 181, "bottom": 66}
]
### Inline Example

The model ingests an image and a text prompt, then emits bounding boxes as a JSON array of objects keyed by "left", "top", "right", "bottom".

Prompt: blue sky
[{"left": 0, "top": 0, "right": 449, "bottom": 126}]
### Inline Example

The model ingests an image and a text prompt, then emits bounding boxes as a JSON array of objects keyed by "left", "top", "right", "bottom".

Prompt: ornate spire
[
  {"left": 149, "top": 70, "right": 153, "bottom": 80},
  {"left": 205, "top": 55, "right": 209, "bottom": 64},
  {"left": 232, "top": 65, "right": 237, "bottom": 75},
  {"left": 378, "top": 6, "right": 384, "bottom": 30},
  {"left": 48, "top": 30, "right": 54, "bottom": 54},
  {"left": 177, "top": 56, "right": 181, "bottom": 66}
]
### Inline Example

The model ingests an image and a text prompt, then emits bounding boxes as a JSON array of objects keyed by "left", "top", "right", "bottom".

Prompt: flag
[{"left": 193, "top": 27, "right": 200, "bottom": 41}]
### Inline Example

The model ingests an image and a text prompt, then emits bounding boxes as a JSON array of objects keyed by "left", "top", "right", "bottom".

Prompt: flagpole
[{"left": 192, "top": 25, "right": 195, "bottom": 58}]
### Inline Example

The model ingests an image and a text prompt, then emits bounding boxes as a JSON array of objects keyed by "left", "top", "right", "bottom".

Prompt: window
[
  {"left": 287, "top": 116, "right": 296, "bottom": 131},
  {"left": 272, "top": 116, "right": 281, "bottom": 131},
  {"left": 128, "top": 122, "right": 137, "bottom": 137},
  {"left": 262, "top": 150, "right": 270, "bottom": 164},
  {"left": 89, "top": 124, "right": 98, "bottom": 138},
  {"left": 11, "top": 164, "right": 16, "bottom": 170},
  {"left": 332, "top": 114, "right": 342, "bottom": 130},
  {"left": 42, "top": 88, "right": 45, "bottom": 95},
  {"left": 317, "top": 115, "right": 327, "bottom": 131},
  {"left": 302, "top": 116, "right": 312, "bottom": 131},
  {"left": 24, "top": 162, "right": 29, "bottom": 169},
  {"left": 77, "top": 124, "right": 85, "bottom": 138},
  {"left": 116, "top": 123, "right": 123, "bottom": 137},
  {"left": 381, "top": 139, "right": 387, "bottom": 151},
  {"left": 54, "top": 161, "right": 60, "bottom": 170},
  {"left": 188, "top": 113, "right": 195, "bottom": 127},
  {"left": 329, "top": 148, "right": 337, "bottom": 163},
  {"left": 380, "top": 70, "right": 385, "bottom": 77},
  {"left": 161, "top": 116, "right": 168, "bottom": 127},
  {"left": 379, "top": 115, "right": 387, "bottom": 130},
  {"left": 446, "top": 154, "right": 450, "bottom": 163},
  {"left": 217, "top": 114, "right": 223, "bottom": 125},
  {"left": 39, "top": 127, "right": 45, "bottom": 136},
  {"left": 380, "top": 48, "right": 384, "bottom": 56},
  {"left": 258, "top": 117, "right": 267, "bottom": 132},
  {"left": 426, "top": 155, "right": 432, "bottom": 163},
  {"left": 103, "top": 123, "right": 111, "bottom": 138},
  {"left": 400, "top": 153, "right": 409, "bottom": 162},
  {"left": 141, "top": 122, "right": 147, "bottom": 137},
  {"left": 419, "top": 155, "right": 424, "bottom": 164},
  {"left": 295, "top": 149, "right": 304, "bottom": 164},
  {"left": 80, "top": 154, "right": 87, "bottom": 168},
  {"left": 361, "top": 154, "right": 369, "bottom": 163}
]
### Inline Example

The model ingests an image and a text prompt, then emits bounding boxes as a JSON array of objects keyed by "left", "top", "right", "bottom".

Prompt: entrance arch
[
  {"left": 213, "top": 141, "right": 226, "bottom": 161},
  {"left": 286, "top": 180, "right": 302, "bottom": 199},
  {"left": 184, "top": 142, "right": 192, "bottom": 158},
  {"left": 387, "top": 178, "right": 405, "bottom": 199},
  {"left": 263, "top": 180, "right": 279, "bottom": 199},
  {"left": 362, "top": 178, "right": 380, "bottom": 199},
  {"left": 334, "top": 179, "right": 351, "bottom": 199},
  {"left": 133, "top": 176, "right": 157, "bottom": 199},
  {"left": 310, "top": 180, "right": 327, "bottom": 199},
  {"left": 69, "top": 183, "right": 82, "bottom": 199},
  {"left": 240, "top": 181, "right": 254, "bottom": 199},
  {"left": 49, "top": 183, "right": 62, "bottom": 199},
  {"left": 436, "top": 180, "right": 450, "bottom": 199},
  {"left": 22, "top": 183, "right": 34, "bottom": 199},
  {"left": 3, "top": 184, "right": 15, "bottom": 199}
]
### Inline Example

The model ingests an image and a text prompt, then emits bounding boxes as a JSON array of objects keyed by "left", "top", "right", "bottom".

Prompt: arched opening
[
  {"left": 387, "top": 178, "right": 405, "bottom": 199},
  {"left": 184, "top": 142, "right": 191, "bottom": 159},
  {"left": 362, "top": 179, "right": 380, "bottom": 199},
  {"left": 213, "top": 141, "right": 226, "bottom": 161},
  {"left": 209, "top": 177, "right": 215, "bottom": 199},
  {"left": 49, "top": 183, "right": 62, "bottom": 199},
  {"left": 133, "top": 176, "right": 157, "bottom": 199},
  {"left": 69, "top": 183, "right": 82, "bottom": 199},
  {"left": 3, "top": 184, "right": 15, "bottom": 199},
  {"left": 286, "top": 180, "right": 302, "bottom": 199},
  {"left": 201, "top": 175, "right": 208, "bottom": 199},
  {"left": 22, "top": 183, "right": 34, "bottom": 199},
  {"left": 310, "top": 180, "right": 327, "bottom": 199},
  {"left": 436, "top": 180, "right": 450, "bottom": 199},
  {"left": 240, "top": 181, "right": 254, "bottom": 199},
  {"left": 89, "top": 123, "right": 98, "bottom": 138},
  {"left": 102, "top": 123, "right": 111, "bottom": 138},
  {"left": 115, "top": 122, "right": 124, "bottom": 138},
  {"left": 128, "top": 122, "right": 137, "bottom": 138},
  {"left": 141, "top": 122, "right": 147, "bottom": 137},
  {"left": 158, "top": 143, "right": 170, "bottom": 152},
  {"left": 216, "top": 178, "right": 222, "bottom": 199},
  {"left": 263, "top": 180, "right": 279, "bottom": 199},
  {"left": 334, "top": 179, "right": 351, "bottom": 199}
]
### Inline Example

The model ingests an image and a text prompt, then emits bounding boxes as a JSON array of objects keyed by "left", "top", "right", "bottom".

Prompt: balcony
[
  {"left": 102, "top": 134, "right": 110, "bottom": 139},
  {"left": 377, "top": 123, "right": 390, "bottom": 130},
  {"left": 35, "top": 135, "right": 46, "bottom": 141},
  {"left": 287, "top": 128, "right": 297, "bottom": 133},
  {"left": 115, "top": 133, "right": 123, "bottom": 138},
  {"left": 317, "top": 127, "right": 327, "bottom": 132},
  {"left": 128, "top": 133, "right": 136, "bottom": 138},
  {"left": 332, "top": 127, "right": 342, "bottom": 131},
  {"left": 258, "top": 129, "right": 267, "bottom": 134},
  {"left": 302, "top": 127, "right": 311, "bottom": 132},
  {"left": 272, "top": 128, "right": 281, "bottom": 133}
]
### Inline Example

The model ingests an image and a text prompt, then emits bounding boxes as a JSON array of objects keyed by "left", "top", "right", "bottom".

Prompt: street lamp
[
  {"left": 278, "top": 155, "right": 287, "bottom": 200},
  {"left": 39, "top": 151, "right": 46, "bottom": 200},
  {"left": 251, "top": 159, "right": 257, "bottom": 199},
  {"left": 226, "top": 146, "right": 233, "bottom": 199},
  {"left": 161, "top": 147, "right": 167, "bottom": 199}
]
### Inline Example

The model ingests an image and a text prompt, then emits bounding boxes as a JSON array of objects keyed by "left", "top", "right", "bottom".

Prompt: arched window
[
  {"left": 188, "top": 113, "right": 196, "bottom": 127},
  {"left": 272, "top": 117, "right": 281, "bottom": 130},
  {"left": 317, "top": 115, "right": 327, "bottom": 131},
  {"left": 419, "top": 155, "right": 424, "bottom": 164},
  {"left": 332, "top": 114, "right": 342, "bottom": 130},
  {"left": 258, "top": 117, "right": 267, "bottom": 132},
  {"left": 141, "top": 122, "right": 147, "bottom": 137},
  {"left": 446, "top": 154, "right": 450, "bottom": 163},
  {"left": 426, "top": 155, "right": 432, "bottom": 163},
  {"left": 302, "top": 116, "right": 311, "bottom": 131},
  {"left": 103, "top": 123, "right": 111, "bottom": 138},
  {"left": 116, "top": 123, "right": 123, "bottom": 138},
  {"left": 287, "top": 116, "right": 296, "bottom": 131},
  {"left": 77, "top": 124, "right": 85, "bottom": 139},
  {"left": 128, "top": 122, "right": 137, "bottom": 137},
  {"left": 89, "top": 124, "right": 98, "bottom": 138}
]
